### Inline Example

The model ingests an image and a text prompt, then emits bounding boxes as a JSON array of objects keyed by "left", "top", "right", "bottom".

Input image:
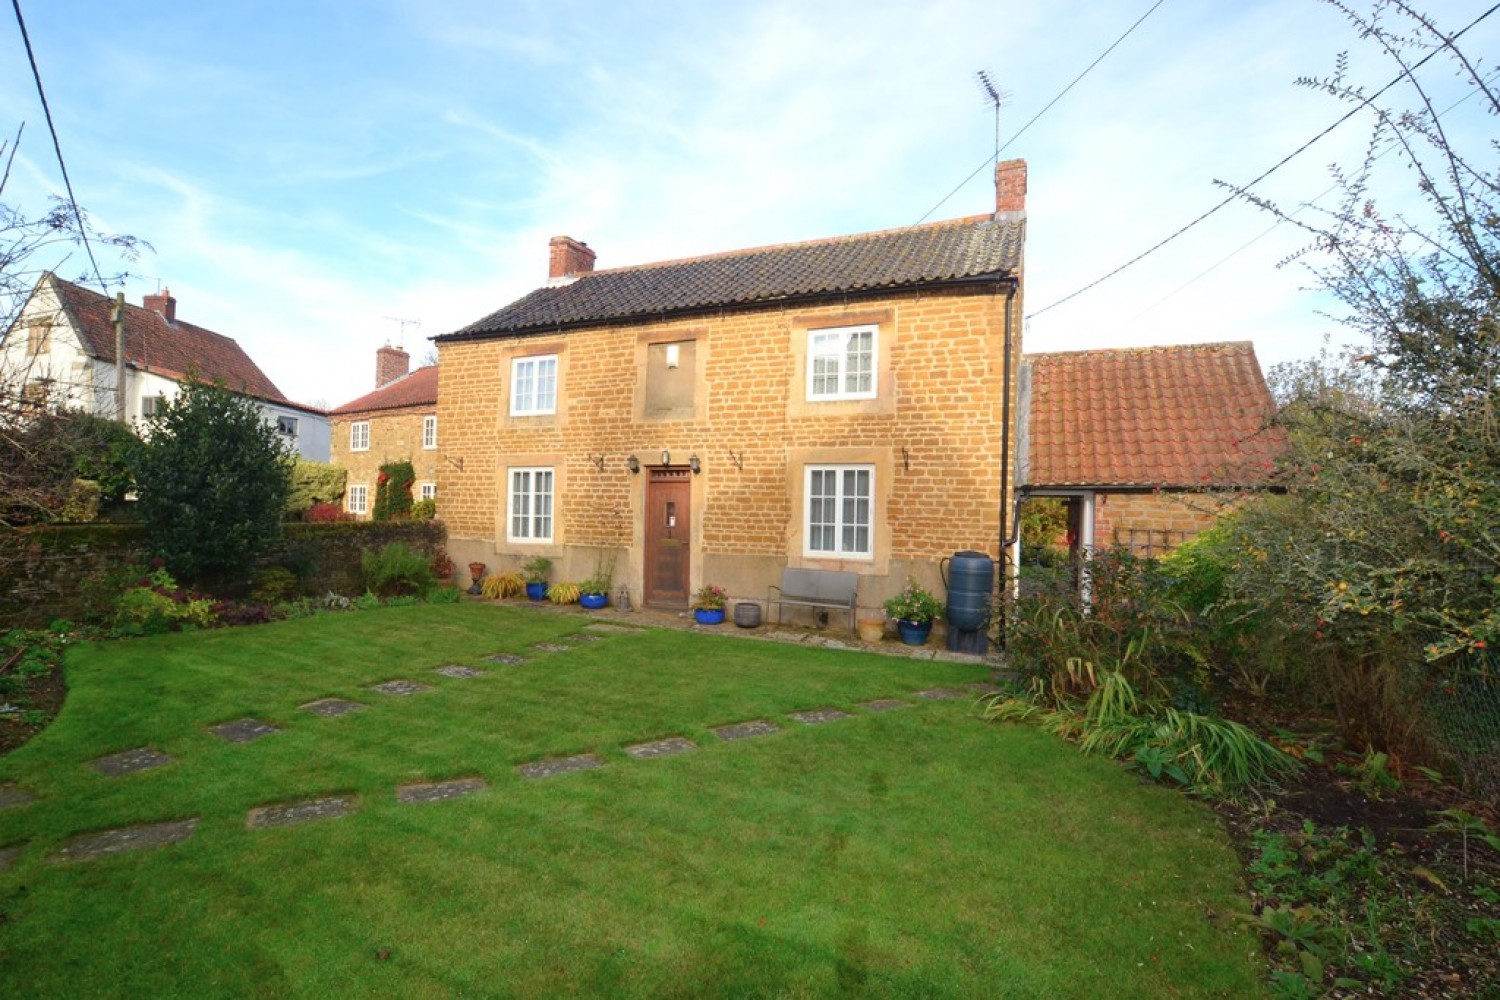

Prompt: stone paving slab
[
  {"left": 566, "top": 633, "right": 603, "bottom": 643},
  {"left": 89, "top": 747, "right": 175, "bottom": 776},
  {"left": 246, "top": 795, "right": 357, "bottom": 829},
  {"left": 396, "top": 777, "right": 487, "bottom": 804},
  {"left": 789, "top": 708, "right": 852, "bottom": 725},
  {"left": 370, "top": 680, "right": 431, "bottom": 696},
  {"left": 623, "top": 737, "right": 697, "bottom": 760},
  {"left": 965, "top": 682, "right": 1003, "bottom": 695},
  {"left": 434, "top": 665, "right": 485, "bottom": 678},
  {"left": 858, "top": 698, "right": 910, "bottom": 713},
  {"left": 208, "top": 719, "right": 280, "bottom": 743},
  {"left": 712, "top": 720, "right": 779, "bottom": 741},
  {"left": 50, "top": 818, "right": 199, "bottom": 862},
  {"left": 764, "top": 630, "right": 808, "bottom": 643},
  {"left": 0, "top": 843, "right": 23, "bottom": 871},
  {"left": 299, "top": 698, "right": 365, "bottom": 717},
  {"left": 581, "top": 623, "right": 640, "bottom": 634},
  {"left": 486, "top": 653, "right": 526, "bottom": 665},
  {"left": 517, "top": 753, "right": 604, "bottom": 780},
  {"left": 530, "top": 642, "right": 571, "bottom": 653},
  {"left": 914, "top": 687, "right": 965, "bottom": 701},
  {"left": 0, "top": 784, "right": 36, "bottom": 810}
]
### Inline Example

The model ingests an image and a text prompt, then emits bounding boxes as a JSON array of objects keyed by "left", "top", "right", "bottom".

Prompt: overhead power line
[
  {"left": 1027, "top": 1, "right": 1500, "bottom": 321},
  {"left": 10, "top": 0, "right": 108, "bottom": 295},
  {"left": 915, "top": 0, "right": 1167, "bottom": 226}
]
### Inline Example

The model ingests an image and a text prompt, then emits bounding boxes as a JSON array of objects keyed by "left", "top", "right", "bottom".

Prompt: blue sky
[{"left": 2, "top": 0, "right": 1495, "bottom": 408}]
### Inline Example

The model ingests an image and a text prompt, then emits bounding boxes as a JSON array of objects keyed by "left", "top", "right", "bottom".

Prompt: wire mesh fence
[{"left": 1427, "top": 655, "right": 1500, "bottom": 807}]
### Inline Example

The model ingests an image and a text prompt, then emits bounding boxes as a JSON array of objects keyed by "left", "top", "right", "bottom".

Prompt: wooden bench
[{"left": 767, "top": 568, "right": 859, "bottom": 634}]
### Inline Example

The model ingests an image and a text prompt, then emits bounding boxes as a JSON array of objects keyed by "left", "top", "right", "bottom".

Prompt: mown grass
[{"left": 0, "top": 603, "right": 1264, "bottom": 997}]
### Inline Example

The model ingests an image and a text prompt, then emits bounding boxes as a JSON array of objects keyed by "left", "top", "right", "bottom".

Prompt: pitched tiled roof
[
  {"left": 1023, "top": 342, "right": 1285, "bottom": 489},
  {"left": 330, "top": 365, "right": 438, "bottom": 416},
  {"left": 441, "top": 214, "right": 1023, "bottom": 339},
  {"left": 46, "top": 273, "right": 289, "bottom": 403}
]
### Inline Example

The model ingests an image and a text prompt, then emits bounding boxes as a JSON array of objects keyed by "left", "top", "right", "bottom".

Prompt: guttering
[{"left": 997, "top": 277, "right": 1018, "bottom": 640}]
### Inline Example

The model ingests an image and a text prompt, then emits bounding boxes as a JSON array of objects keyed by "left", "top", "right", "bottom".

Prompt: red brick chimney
[
  {"left": 548, "top": 236, "right": 596, "bottom": 280},
  {"left": 376, "top": 343, "right": 410, "bottom": 387},
  {"left": 995, "top": 159, "right": 1027, "bottom": 216},
  {"left": 143, "top": 287, "right": 176, "bottom": 323}
]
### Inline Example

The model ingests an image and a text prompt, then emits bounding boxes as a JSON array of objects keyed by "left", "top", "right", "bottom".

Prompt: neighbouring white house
[{"left": 0, "top": 272, "right": 329, "bottom": 460}]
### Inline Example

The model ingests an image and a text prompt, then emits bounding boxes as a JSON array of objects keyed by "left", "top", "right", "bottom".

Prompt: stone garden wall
[{"left": 0, "top": 521, "right": 448, "bottom": 629}]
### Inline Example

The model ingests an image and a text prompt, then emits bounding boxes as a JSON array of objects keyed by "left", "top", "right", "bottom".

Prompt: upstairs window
[
  {"left": 807, "top": 325, "right": 876, "bottom": 401},
  {"left": 276, "top": 415, "right": 299, "bottom": 437},
  {"left": 350, "top": 421, "right": 370, "bottom": 451},
  {"left": 510, "top": 355, "right": 557, "bottom": 416},
  {"left": 26, "top": 320, "right": 52, "bottom": 356},
  {"left": 805, "top": 464, "right": 873, "bottom": 559},
  {"left": 141, "top": 394, "right": 167, "bottom": 418},
  {"left": 422, "top": 415, "right": 437, "bottom": 449}
]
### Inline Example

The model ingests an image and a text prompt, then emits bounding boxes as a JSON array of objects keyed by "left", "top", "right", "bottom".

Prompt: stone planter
[
  {"left": 857, "top": 618, "right": 886, "bottom": 643},
  {"left": 734, "top": 602, "right": 762, "bottom": 628}
]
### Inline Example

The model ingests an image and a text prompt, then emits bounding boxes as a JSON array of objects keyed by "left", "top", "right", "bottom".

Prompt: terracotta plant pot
[
  {"left": 857, "top": 619, "right": 886, "bottom": 643},
  {"left": 467, "top": 562, "right": 486, "bottom": 595}
]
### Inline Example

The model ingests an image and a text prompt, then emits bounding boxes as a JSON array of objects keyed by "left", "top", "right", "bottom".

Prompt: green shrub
[
  {"left": 425, "top": 585, "right": 462, "bottom": 604},
  {"left": 285, "top": 460, "right": 346, "bottom": 514},
  {"left": 360, "top": 542, "right": 432, "bottom": 597},
  {"left": 114, "top": 568, "right": 216, "bottom": 634},
  {"left": 373, "top": 461, "right": 415, "bottom": 521},
  {"left": 58, "top": 479, "right": 102, "bottom": 523},
  {"left": 410, "top": 498, "right": 436, "bottom": 520},
  {"left": 251, "top": 566, "right": 297, "bottom": 603},
  {"left": 134, "top": 380, "right": 292, "bottom": 589}
]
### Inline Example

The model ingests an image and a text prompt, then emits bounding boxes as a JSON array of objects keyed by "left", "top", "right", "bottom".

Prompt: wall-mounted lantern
[
  {"left": 689, "top": 454, "right": 701, "bottom": 475},
  {"left": 661, "top": 450, "right": 670, "bottom": 466},
  {"left": 626, "top": 455, "right": 641, "bottom": 474}
]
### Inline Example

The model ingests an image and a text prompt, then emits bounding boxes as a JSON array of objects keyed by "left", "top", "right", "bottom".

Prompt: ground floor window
[
  {"left": 419, "top": 482, "right": 436, "bottom": 501},
  {"left": 805, "top": 464, "right": 873, "bottom": 558},
  {"left": 508, "top": 467, "right": 553, "bottom": 542},
  {"left": 347, "top": 484, "right": 368, "bottom": 515}
]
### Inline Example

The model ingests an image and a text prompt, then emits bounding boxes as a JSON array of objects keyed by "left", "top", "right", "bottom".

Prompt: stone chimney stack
[
  {"left": 994, "top": 159, "right": 1027, "bottom": 216},
  {"left": 548, "top": 236, "right": 596, "bottom": 281},
  {"left": 376, "top": 343, "right": 410, "bottom": 387},
  {"left": 143, "top": 288, "right": 177, "bottom": 323}
]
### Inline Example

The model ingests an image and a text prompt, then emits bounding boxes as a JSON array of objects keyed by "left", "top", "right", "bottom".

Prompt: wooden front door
[{"left": 644, "top": 468, "right": 692, "bottom": 607}]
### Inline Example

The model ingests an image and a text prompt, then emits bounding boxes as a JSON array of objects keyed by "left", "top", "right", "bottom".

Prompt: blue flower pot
[
  {"left": 897, "top": 619, "right": 932, "bottom": 646},
  {"left": 579, "top": 593, "right": 608, "bottom": 610},
  {"left": 525, "top": 582, "right": 547, "bottom": 601},
  {"left": 694, "top": 608, "right": 726, "bottom": 625}
]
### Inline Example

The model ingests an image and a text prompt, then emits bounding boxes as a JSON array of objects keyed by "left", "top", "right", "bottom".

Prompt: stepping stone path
[
  {"left": 370, "top": 680, "right": 431, "bottom": 696},
  {"left": 966, "top": 682, "right": 1002, "bottom": 695},
  {"left": 396, "top": 777, "right": 486, "bottom": 804},
  {"left": 914, "top": 688, "right": 964, "bottom": 701},
  {"left": 713, "top": 720, "right": 779, "bottom": 741},
  {"left": 89, "top": 747, "right": 175, "bottom": 776},
  {"left": 516, "top": 758, "right": 603, "bottom": 779},
  {"left": 0, "top": 784, "right": 36, "bottom": 810},
  {"left": 299, "top": 698, "right": 365, "bottom": 717},
  {"left": 859, "top": 698, "right": 909, "bottom": 713},
  {"left": 517, "top": 753, "right": 603, "bottom": 780},
  {"left": 789, "top": 708, "right": 851, "bottom": 725},
  {"left": 582, "top": 623, "right": 638, "bottom": 634},
  {"left": 623, "top": 737, "right": 697, "bottom": 760},
  {"left": 208, "top": 719, "right": 280, "bottom": 743},
  {"left": 486, "top": 653, "right": 526, "bottom": 665},
  {"left": 530, "top": 642, "right": 571, "bottom": 653},
  {"left": 246, "top": 795, "right": 356, "bottom": 829},
  {"left": 566, "top": 633, "right": 603, "bottom": 643},
  {"left": 0, "top": 843, "right": 22, "bottom": 872},
  {"left": 50, "top": 818, "right": 198, "bottom": 862},
  {"left": 434, "top": 665, "right": 485, "bottom": 679}
]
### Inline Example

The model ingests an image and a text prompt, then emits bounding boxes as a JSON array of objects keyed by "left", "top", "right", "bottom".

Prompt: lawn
[{"left": 0, "top": 603, "right": 1264, "bottom": 997}]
